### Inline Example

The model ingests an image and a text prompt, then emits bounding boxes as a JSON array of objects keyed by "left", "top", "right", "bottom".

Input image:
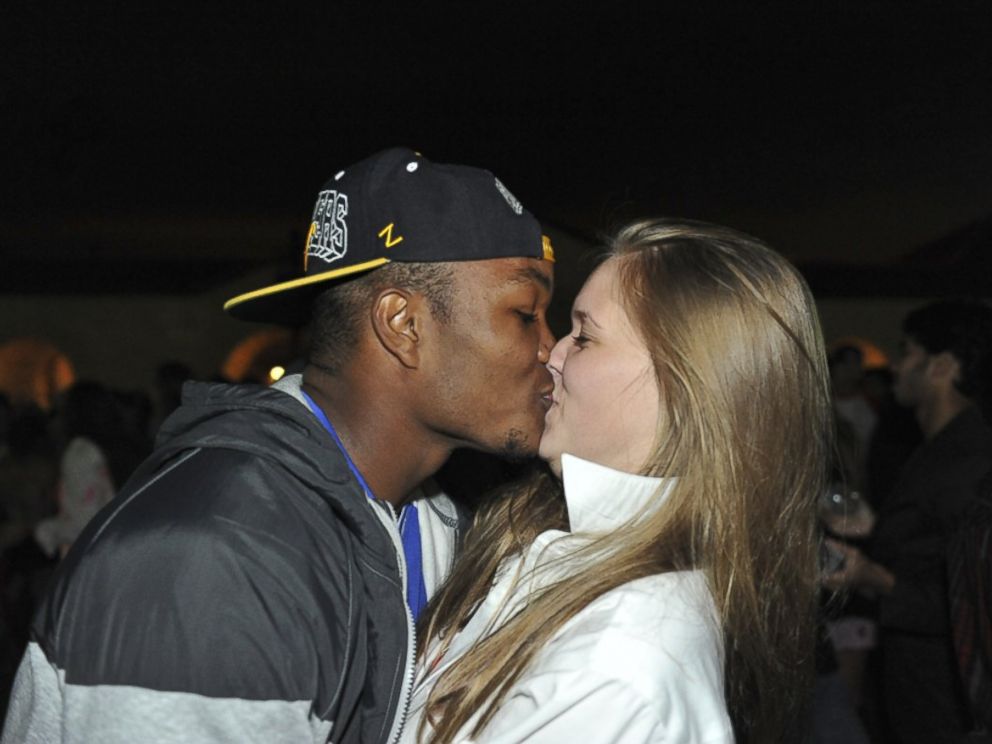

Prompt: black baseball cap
[{"left": 224, "top": 147, "right": 554, "bottom": 324}]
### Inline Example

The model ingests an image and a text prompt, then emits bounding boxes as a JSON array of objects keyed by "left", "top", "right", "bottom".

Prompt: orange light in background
[
  {"left": 0, "top": 338, "right": 76, "bottom": 410},
  {"left": 221, "top": 329, "right": 299, "bottom": 384},
  {"left": 828, "top": 336, "right": 890, "bottom": 370}
]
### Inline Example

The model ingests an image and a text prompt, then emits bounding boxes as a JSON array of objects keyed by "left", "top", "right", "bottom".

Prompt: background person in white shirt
[{"left": 402, "top": 219, "right": 834, "bottom": 743}]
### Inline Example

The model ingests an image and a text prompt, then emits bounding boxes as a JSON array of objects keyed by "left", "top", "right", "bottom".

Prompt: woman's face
[{"left": 539, "top": 259, "right": 661, "bottom": 477}]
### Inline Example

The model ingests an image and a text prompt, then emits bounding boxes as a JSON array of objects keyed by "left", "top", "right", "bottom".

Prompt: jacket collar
[
  {"left": 156, "top": 375, "right": 376, "bottom": 535},
  {"left": 271, "top": 372, "right": 308, "bottom": 406},
  {"left": 560, "top": 453, "right": 675, "bottom": 533}
]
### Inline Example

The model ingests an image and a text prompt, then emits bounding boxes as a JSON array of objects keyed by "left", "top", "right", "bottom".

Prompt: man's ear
[
  {"left": 370, "top": 289, "right": 427, "bottom": 369},
  {"left": 929, "top": 351, "right": 961, "bottom": 388}
]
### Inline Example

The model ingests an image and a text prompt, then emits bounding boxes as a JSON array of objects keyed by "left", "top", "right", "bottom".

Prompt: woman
[{"left": 403, "top": 219, "right": 834, "bottom": 743}]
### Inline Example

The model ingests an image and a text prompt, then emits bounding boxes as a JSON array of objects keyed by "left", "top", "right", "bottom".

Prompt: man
[
  {"left": 2, "top": 148, "right": 556, "bottom": 743},
  {"left": 825, "top": 300, "right": 992, "bottom": 743},
  {"left": 947, "top": 467, "right": 992, "bottom": 740}
]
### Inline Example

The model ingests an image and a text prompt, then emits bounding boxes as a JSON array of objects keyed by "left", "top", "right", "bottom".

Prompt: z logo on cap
[
  {"left": 378, "top": 223, "right": 404, "bottom": 248},
  {"left": 305, "top": 189, "right": 349, "bottom": 269}
]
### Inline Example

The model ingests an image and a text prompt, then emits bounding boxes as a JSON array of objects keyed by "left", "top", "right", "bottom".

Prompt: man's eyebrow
[{"left": 510, "top": 266, "right": 553, "bottom": 293}]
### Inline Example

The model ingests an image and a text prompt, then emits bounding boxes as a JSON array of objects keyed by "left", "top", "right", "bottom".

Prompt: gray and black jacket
[{"left": 2, "top": 376, "right": 461, "bottom": 743}]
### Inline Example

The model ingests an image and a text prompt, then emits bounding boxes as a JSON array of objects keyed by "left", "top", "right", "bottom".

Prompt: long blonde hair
[{"left": 418, "top": 218, "right": 833, "bottom": 743}]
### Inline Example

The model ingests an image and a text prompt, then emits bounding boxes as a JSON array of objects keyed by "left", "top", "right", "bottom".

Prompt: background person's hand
[{"left": 821, "top": 538, "right": 895, "bottom": 597}]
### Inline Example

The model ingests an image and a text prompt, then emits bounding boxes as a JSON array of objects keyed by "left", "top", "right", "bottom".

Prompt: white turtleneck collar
[{"left": 560, "top": 453, "right": 675, "bottom": 534}]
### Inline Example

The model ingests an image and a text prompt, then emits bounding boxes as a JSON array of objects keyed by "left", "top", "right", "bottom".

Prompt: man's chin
[{"left": 496, "top": 427, "right": 540, "bottom": 462}]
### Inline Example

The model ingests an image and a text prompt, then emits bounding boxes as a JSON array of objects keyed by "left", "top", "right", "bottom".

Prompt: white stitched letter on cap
[
  {"left": 494, "top": 178, "right": 523, "bottom": 215},
  {"left": 307, "top": 189, "right": 349, "bottom": 264}
]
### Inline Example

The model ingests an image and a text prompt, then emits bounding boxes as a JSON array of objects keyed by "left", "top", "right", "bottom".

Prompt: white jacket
[{"left": 402, "top": 454, "right": 733, "bottom": 743}]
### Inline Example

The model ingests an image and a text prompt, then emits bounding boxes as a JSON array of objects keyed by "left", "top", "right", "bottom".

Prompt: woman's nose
[{"left": 546, "top": 335, "right": 569, "bottom": 375}]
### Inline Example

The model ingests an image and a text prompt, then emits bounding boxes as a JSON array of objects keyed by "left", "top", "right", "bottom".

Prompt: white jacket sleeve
[
  {"left": 467, "top": 611, "right": 732, "bottom": 743},
  {"left": 468, "top": 669, "right": 670, "bottom": 743},
  {"left": 402, "top": 561, "right": 732, "bottom": 743}
]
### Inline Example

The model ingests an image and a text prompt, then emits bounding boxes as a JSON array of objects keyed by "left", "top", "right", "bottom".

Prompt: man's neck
[
  {"left": 301, "top": 370, "right": 451, "bottom": 507},
  {"left": 916, "top": 394, "right": 972, "bottom": 440}
]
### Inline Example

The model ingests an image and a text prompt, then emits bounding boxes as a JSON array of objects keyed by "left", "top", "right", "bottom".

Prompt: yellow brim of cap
[{"left": 223, "top": 257, "right": 391, "bottom": 315}]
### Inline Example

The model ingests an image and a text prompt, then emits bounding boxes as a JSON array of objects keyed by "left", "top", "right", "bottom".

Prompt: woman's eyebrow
[{"left": 572, "top": 309, "right": 602, "bottom": 328}]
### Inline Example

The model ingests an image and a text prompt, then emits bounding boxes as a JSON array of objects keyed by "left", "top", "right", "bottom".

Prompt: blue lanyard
[{"left": 300, "top": 390, "right": 427, "bottom": 620}]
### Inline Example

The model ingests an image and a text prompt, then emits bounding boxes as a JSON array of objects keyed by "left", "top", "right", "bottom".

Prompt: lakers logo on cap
[
  {"left": 303, "top": 222, "right": 317, "bottom": 271},
  {"left": 542, "top": 235, "right": 555, "bottom": 262},
  {"left": 494, "top": 178, "right": 524, "bottom": 215},
  {"left": 306, "top": 189, "right": 349, "bottom": 267}
]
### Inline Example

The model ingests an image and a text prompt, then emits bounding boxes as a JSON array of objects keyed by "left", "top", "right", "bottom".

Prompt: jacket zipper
[{"left": 372, "top": 500, "right": 417, "bottom": 744}]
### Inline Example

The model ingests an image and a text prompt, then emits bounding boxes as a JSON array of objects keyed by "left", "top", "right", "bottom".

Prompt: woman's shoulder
[
  {"left": 584, "top": 570, "right": 716, "bottom": 637},
  {"left": 540, "top": 570, "right": 723, "bottom": 687},
  {"left": 512, "top": 569, "right": 729, "bottom": 737}
]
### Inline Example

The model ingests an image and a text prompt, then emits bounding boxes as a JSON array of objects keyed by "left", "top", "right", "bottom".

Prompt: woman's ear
[{"left": 370, "top": 289, "right": 426, "bottom": 369}]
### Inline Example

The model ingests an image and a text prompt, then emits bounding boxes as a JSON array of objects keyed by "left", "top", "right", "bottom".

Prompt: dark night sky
[{"left": 3, "top": 1, "right": 992, "bottom": 276}]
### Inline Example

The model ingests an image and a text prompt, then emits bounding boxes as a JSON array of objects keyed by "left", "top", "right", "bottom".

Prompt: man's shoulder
[
  {"left": 63, "top": 445, "right": 363, "bottom": 587},
  {"left": 899, "top": 413, "right": 992, "bottom": 491},
  {"left": 36, "top": 446, "right": 369, "bottom": 684},
  {"left": 931, "top": 407, "right": 992, "bottom": 457},
  {"left": 124, "top": 446, "right": 332, "bottom": 514}
]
